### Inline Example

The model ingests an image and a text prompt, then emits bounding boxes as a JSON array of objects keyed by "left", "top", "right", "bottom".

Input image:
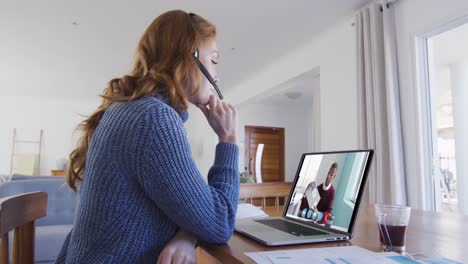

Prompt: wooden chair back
[
  {"left": 0, "top": 192, "right": 47, "bottom": 264},
  {"left": 239, "top": 182, "right": 292, "bottom": 208}
]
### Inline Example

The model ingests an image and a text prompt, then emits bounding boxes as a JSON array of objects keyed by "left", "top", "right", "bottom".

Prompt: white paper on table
[
  {"left": 236, "top": 203, "right": 269, "bottom": 220},
  {"left": 377, "top": 252, "right": 463, "bottom": 264},
  {"left": 245, "top": 246, "right": 407, "bottom": 264}
]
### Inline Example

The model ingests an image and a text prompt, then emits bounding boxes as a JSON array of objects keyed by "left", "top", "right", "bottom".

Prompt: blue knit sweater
[{"left": 56, "top": 96, "right": 239, "bottom": 263}]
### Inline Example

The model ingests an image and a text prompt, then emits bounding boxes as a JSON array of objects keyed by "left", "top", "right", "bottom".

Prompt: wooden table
[
  {"left": 200, "top": 204, "right": 468, "bottom": 263},
  {"left": 50, "top": 170, "right": 65, "bottom": 176}
]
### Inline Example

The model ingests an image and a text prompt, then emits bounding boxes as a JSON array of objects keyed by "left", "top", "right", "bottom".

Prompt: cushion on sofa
[
  {"left": 0, "top": 179, "right": 77, "bottom": 263},
  {"left": 11, "top": 174, "right": 64, "bottom": 181},
  {"left": 0, "top": 179, "right": 77, "bottom": 226}
]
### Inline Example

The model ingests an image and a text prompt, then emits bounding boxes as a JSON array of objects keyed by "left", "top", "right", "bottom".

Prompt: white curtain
[{"left": 356, "top": 1, "right": 407, "bottom": 205}]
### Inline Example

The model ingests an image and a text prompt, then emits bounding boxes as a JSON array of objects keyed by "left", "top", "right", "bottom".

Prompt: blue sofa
[{"left": 0, "top": 177, "right": 77, "bottom": 263}]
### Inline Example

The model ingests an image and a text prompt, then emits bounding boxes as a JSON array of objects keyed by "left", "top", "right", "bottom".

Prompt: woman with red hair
[{"left": 57, "top": 10, "right": 238, "bottom": 264}]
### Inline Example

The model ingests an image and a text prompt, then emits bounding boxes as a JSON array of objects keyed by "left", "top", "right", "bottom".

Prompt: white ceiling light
[{"left": 284, "top": 91, "right": 302, "bottom": 100}]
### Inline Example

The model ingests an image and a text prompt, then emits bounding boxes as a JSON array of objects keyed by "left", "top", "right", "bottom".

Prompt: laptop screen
[{"left": 284, "top": 150, "right": 372, "bottom": 233}]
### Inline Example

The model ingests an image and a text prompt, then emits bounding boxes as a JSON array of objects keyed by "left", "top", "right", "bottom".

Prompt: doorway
[
  {"left": 418, "top": 18, "right": 468, "bottom": 213},
  {"left": 244, "top": 126, "right": 285, "bottom": 183}
]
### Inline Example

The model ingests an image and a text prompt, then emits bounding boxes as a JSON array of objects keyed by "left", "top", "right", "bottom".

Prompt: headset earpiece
[{"left": 189, "top": 13, "right": 224, "bottom": 100}]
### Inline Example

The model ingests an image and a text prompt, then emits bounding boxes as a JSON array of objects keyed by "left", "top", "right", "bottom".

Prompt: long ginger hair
[{"left": 66, "top": 10, "right": 216, "bottom": 191}]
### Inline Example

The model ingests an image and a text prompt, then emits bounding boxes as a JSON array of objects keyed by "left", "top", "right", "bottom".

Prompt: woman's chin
[
  {"left": 199, "top": 95, "right": 212, "bottom": 105},
  {"left": 189, "top": 96, "right": 209, "bottom": 106}
]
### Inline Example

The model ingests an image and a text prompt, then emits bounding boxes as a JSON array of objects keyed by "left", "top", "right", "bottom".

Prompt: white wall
[
  {"left": 0, "top": 96, "right": 226, "bottom": 180},
  {"left": 185, "top": 98, "right": 316, "bottom": 182},
  {"left": 0, "top": 95, "right": 315, "bottom": 181},
  {"left": 0, "top": 96, "right": 100, "bottom": 175},
  {"left": 0, "top": 2, "right": 359, "bottom": 183},
  {"left": 185, "top": 19, "right": 358, "bottom": 183},
  {"left": 393, "top": 0, "right": 468, "bottom": 209},
  {"left": 226, "top": 19, "right": 358, "bottom": 152},
  {"left": 236, "top": 103, "right": 312, "bottom": 182}
]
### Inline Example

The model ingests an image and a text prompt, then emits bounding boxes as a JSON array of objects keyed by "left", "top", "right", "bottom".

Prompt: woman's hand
[
  {"left": 157, "top": 230, "right": 197, "bottom": 264},
  {"left": 197, "top": 95, "right": 237, "bottom": 144}
]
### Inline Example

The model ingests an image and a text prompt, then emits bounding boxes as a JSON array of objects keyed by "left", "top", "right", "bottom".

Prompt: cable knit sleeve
[{"left": 136, "top": 104, "right": 239, "bottom": 244}]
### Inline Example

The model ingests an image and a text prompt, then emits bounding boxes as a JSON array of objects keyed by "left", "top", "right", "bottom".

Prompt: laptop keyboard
[{"left": 255, "top": 219, "right": 328, "bottom": 237}]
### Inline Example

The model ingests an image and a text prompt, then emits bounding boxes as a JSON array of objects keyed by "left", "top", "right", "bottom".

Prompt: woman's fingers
[
  {"left": 228, "top": 104, "right": 236, "bottom": 116},
  {"left": 209, "top": 94, "right": 217, "bottom": 111},
  {"left": 215, "top": 98, "right": 224, "bottom": 112},
  {"left": 156, "top": 249, "right": 172, "bottom": 264},
  {"left": 172, "top": 254, "right": 184, "bottom": 264},
  {"left": 197, "top": 97, "right": 237, "bottom": 144},
  {"left": 222, "top": 102, "right": 230, "bottom": 112}
]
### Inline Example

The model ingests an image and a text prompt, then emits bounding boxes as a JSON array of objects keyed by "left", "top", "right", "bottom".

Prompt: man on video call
[{"left": 300, "top": 162, "right": 338, "bottom": 222}]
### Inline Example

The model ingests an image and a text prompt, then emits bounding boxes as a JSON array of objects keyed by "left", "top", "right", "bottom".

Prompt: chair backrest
[
  {"left": 0, "top": 191, "right": 47, "bottom": 264},
  {"left": 0, "top": 179, "right": 77, "bottom": 226},
  {"left": 239, "top": 182, "right": 293, "bottom": 208}
]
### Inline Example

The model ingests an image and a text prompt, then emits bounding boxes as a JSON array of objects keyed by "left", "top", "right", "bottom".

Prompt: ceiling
[
  {"left": 247, "top": 70, "right": 319, "bottom": 107},
  {"left": 0, "top": 0, "right": 369, "bottom": 98}
]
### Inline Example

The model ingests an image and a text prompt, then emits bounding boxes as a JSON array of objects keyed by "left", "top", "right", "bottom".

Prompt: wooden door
[{"left": 244, "top": 126, "right": 285, "bottom": 182}]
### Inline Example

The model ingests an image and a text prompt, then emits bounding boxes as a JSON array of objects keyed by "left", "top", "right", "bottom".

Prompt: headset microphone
[{"left": 193, "top": 49, "right": 223, "bottom": 100}]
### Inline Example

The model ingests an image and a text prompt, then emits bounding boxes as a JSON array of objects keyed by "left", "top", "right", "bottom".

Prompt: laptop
[{"left": 235, "top": 149, "right": 374, "bottom": 246}]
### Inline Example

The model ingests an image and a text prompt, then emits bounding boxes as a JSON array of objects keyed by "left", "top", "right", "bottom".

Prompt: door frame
[
  {"left": 244, "top": 125, "right": 285, "bottom": 182},
  {"left": 414, "top": 15, "right": 468, "bottom": 211}
]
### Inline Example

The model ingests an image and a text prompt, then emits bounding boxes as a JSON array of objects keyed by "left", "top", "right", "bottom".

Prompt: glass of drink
[{"left": 374, "top": 204, "right": 411, "bottom": 252}]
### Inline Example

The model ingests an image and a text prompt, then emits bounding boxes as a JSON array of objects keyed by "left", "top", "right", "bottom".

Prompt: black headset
[{"left": 189, "top": 13, "right": 224, "bottom": 100}]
